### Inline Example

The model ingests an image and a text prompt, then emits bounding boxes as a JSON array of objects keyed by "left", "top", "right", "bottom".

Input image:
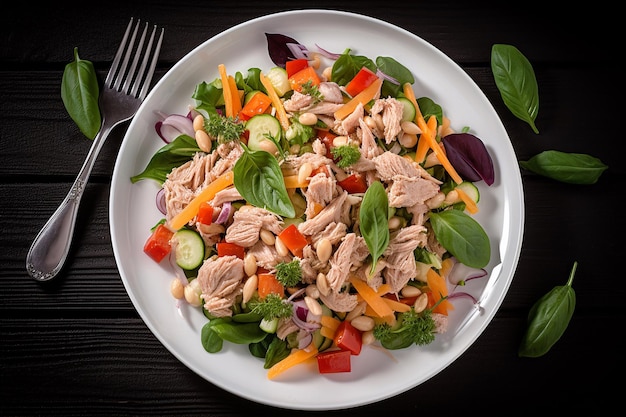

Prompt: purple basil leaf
[
  {"left": 442, "top": 133, "right": 495, "bottom": 185},
  {"left": 265, "top": 33, "right": 300, "bottom": 68}
]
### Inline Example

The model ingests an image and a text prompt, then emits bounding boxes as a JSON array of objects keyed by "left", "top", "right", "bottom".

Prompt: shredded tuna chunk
[
  {"left": 197, "top": 255, "right": 245, "bottom": 317},
  {"left": 319, "top": 289, "right": 358, "bottom": 313},
  {"left": 387, "top": 175, "right": 440, "bottom": 208},
  {"left": 371, "top": 97, "right": 404, "bottom": 144},
  {"left": 225, "top": 206, "right": 283, "bottom": 248},
  {"left": 372, "top": 151, "right": 421, "bottom": 180}
]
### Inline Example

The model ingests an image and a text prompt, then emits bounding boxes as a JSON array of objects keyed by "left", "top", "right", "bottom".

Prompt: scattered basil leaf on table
[
  {"left": 519, "top": 261, "right": 578, "bottom": 358},
  {"left": 519, "top": 150, "right": 608, "bottom": 184},
  {"left": 359, "top": 181, "right": 390, "bottom": 276},
  {"left": 491, "top": 44, "right": 539, "bottom": 134},
  {"left": 61, "top": 47, "right": 102, "bottom": 139},
  {"left": 429, "top": 209, "right": 490, "bottom": 269},
  {"left": 233, "top": 145, "right": 296, "bottom": 218}
]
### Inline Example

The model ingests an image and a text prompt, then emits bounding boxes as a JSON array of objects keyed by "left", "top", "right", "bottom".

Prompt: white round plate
[{"left": 110, "top": 9, "right": 524, "bottom": 411}]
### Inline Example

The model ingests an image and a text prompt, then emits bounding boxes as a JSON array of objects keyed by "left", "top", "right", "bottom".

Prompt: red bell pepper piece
[
  {"left": 316, "top": 349, "right": 352, "bottom": 373},
  {"left": 196, "top": 201, "right": 214, "bottom": 225},
  {"left": 143, "top": 224, "right": 174, "bottom": 263},
  {"left": 238, "top": 91, "right": 272, "bottom": 121},
  {"left": 333, "top": 320, "right": 362, "bottom": 355},
  {"left": 286, "top": 58, "right": 309, "bottom": 78},
  {"left": 345, "top": 66, "right": 379, "bottom": 97},
  {"left": 217, "top": 241, "right": 245, "bottom": 259},
  {"left": 277, "top": 223, "right": 308, "bottom": 258},
  {"left": 337, "top": 173, "right": 367, "bottom": 194},
  {"left": 257, "top": 273, "right": 285, "bottom": 299}
]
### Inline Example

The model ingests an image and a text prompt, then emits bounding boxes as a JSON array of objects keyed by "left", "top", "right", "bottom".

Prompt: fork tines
[{"left": 106, "top": 17, "right": 164, "bottom": 99}]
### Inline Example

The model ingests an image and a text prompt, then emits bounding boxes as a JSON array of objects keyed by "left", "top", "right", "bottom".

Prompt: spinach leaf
[
  {"left": 192, "top": 80, "right": 223, "bottom": 117},
  {"left": 210, "top": 320, "right": 267, "bottom": 344},
  {"left": 519, "top": 150, "right": 608, "bottom": 184},
  {"left": 491, "top": 44, "right": 539, "bottom": 134},
  {"left": 61, "top": 47, "right": 101, "bottom": 139},
  {"left": 263, "top": 336, "right": 290, "bottom": 369},
  {"left": 201, "top": 318, "right": 231, "bottom": 353},
  {"left": 359, "top": 181, "right": 390, "bottom": 276},
  {"left": 233, "top": 145, "right": 296, "bottom": 218},
  {"left": 130, "top": 134, "right": 200, "bottom": 184},
  {"left": 376, "top": 56, "right": 414, "bottom": 97},
  {"left": 416, "top": 97, "right": 443, "bottom": 125},
  {"left": 331, "top": 50, "right": 376, "bottom": 86},
  {"left": 519, "top": 261, "right": 577, "bottom": 358},
  {"left": 429, "top": 209, "right": 490, "bottom": 268}
]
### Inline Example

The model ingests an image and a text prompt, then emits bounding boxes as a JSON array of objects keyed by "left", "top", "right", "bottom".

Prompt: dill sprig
[
  {"left": 300, "top": 81, "right": 324, "bottom": 105},
  {"left": 249, "top": 293, "right": 293, "bottom": 321},
  {"left": 205, "top": 114, "right": 245, "bottom": 143}
]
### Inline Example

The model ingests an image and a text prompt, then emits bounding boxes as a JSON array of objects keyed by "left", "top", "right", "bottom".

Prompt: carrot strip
[
  {"left": 403, "top": 83, "right": 463, "bottom": 184},
  {"left": 375, "top": 283, "right": 393, "bottom": 296},
  {"left": 455, "top": 187, "right": 479, "bottom": 214},
  {"left": 267, "top": 344, "right": 318, "bottom": 380},
  {"left": 440, "top": 257, "right": 456, "bottom": 279},
  {"left": 218, "top": 64, "right": 234, "bottom": 118},
  {"left": 260, "top": 72, "right": 290, "bottom": 131},
  {"left": 321, "top": 315, "right": 341, "bottom": 332},
  {"left": 168, "top": 171, "right": 235, "bottom": 230},
  {"left": 334, "top": 77, "right": 383, "bottom": 121},
  {"left": 415, "top": 115, "right": 437, "bottom": 163},
  {"left": 349, "top": 276, "right": 394, "bottom": 318},
  {"left": 382, "top": 297, "right": 411, "bottom": 313},
  {"left": 426, "top": 268, "right": 454, "bottom": 315},
  {"left": 227, "top": 75, "right": 242, "bottom": 116}
]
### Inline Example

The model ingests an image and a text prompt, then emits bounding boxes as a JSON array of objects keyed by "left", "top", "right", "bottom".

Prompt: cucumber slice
[
  {"left": 456, "top": 181, "right": 480, "bottom": 203},
  {"left": 265, "top": 67, "right": 291, "bottom": 97},
  {"left": 397, "top": 97, "right": 416, "bottom": 122},
  {"left": 173, "top": 229, "right": 205, "bottom": 270},
  {"left": 245, "top": 114, "right": 281, "bottom": 153},
  {"left": 260, "top": 317, "right": 279, "bottom": 333}
]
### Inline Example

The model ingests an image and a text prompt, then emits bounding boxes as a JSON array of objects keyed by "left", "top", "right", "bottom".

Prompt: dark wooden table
[{"left": 1, "top": 2, "right": 622, "bottom": 415}]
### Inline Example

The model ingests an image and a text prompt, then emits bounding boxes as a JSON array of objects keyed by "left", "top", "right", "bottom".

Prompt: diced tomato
[
  {"left": 333, "top": 320, "right": 362, "bottom": 355},
  {"left": 196, "top": 201, "right": 214, "bottom": 225},
  {"left": 238, "top": 91, "right": 272, "bottom": 121},
  {"left": 384, "top": 293, "right": 418, "bottom": 306},
  {"left": 337, "top": 173, "right": 367, "bottom": 194},
  {"left": 257, "top": 273, "right": 285, "bottom": 299},
  {"left": 316, "top": 349, "right": 352, "bottom": 373},
  {"left": 288, "top": 66, "right": 321, "bottom": 92},
  {"left": 217, "top": 241, "right": 245, "bottom": 259},
  {"left": 317, "top": 130, "right": 337, "bottom": 160},
  {"left": 345, "top": 66, "right": 379, "bottom": 97},
  {"left": 286, "top": 58, "right": 309, "bottom": 78},
  {"left": 143, "top": 224, "right": 174, "bottom": 263},
  {"left": 278, "top": 223, "right": 308, "bottom": 258}
]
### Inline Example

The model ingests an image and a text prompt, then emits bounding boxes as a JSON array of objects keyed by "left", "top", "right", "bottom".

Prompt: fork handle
[{"left": 26, "top": 121, "right": 114, "bottom": 281}]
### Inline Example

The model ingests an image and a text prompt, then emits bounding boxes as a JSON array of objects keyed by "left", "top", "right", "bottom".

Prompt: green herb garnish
[
  {"left": 249, "top": 293, "right": 293, "bottom": 321},
  {"left": 373, "top": 306, "right": 436, "bottom": 349},
  {"left": 359, "top": 181, "right": 389, "bottom": 276},
  {"left": 331, "top": 144, "right": 361, "bottom": 168},
  {"left": 519, "top": 150, "right": 608, "bottom": 184},
  {"left": 275, "top": 259, "right": 302, "bottom": 287},
  {"left": 205, "top": 114, "right": 245, "bottom": 143}
]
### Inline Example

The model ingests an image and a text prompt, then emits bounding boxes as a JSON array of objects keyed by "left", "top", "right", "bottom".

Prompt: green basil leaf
[
  {"left": 233, "top": 147, "right": 295, "bottom": 218},
  {"left": 359, "top": 181, "right": 389, "bottom": 275},
  {"left": 130, "top": 134, "right": 200, "bottom": 184},
  {"left": 61, "top": 47, "right": 101, "bottom": 139},
  {"left": 416, "top": 97, "right": 443, "bottom": 125},
  {"left": 519, "top": 150, "right": 608, "bottom": 184},
  {"left": 376, "top": 56, "right": 414, "bottom": 97},
  {"left": 263, "top": 335, "right": 290, "bottom": 369},
  {"left": 491, "top": 44, "right": 539, "bottom": 134},
  {"left": 519, "top": 262, "right": 577, "bottom": 358},
  {"left": 429, "top": 209, "right": 490, "bottom": 268},
  {"left": 201, "top": 319, "right": 231, "bottom": 353},
  {"left": 331, "top": 50, "right": 376, "bottom": 86}
]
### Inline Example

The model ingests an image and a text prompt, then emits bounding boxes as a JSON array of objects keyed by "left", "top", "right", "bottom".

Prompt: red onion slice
[
  {"left": 155, "top": 188, "right": 167, "bottom": 215},
  {"left": 155, "top": 114, "right": 195, "bottom": 143},
  {"left": 214, "top": 202, "right": 231, "bottom": 224},
  {"left": 448, "top": 261, "right": 488, "bottom": 285}
]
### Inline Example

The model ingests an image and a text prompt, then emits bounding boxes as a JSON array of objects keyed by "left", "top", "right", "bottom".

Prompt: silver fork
[{"left": 26, "top": 18, "right": 164, "bottom": 282}]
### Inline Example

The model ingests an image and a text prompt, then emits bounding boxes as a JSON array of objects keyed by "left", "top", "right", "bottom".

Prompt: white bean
[
  {"left": 344, "top": 301, "right": 367, "bottom": 322},
  {"left": 195, "top": 129, "right": 212, "bottom": 153},
  {"left": 244, "top": 253, "right": 257, "bottom": 276},
  {"left": 299, "top": 112, "right": 318, "bottom": 126},
  {"left": 399, "top": 132, "right": 417, "bottom": 148},
  {"left": 192, "top": 114, "right": 205, "bottom": 132},
  {"left": 184, "top": 279, "right": 202, "bottom": 307},
  {"left": 298, "top": 162, "right": 313, "bottom": 184},
  {"left": 401, "top": 285, "right": 422, "bottom": 298},
  {"left": 316, "top": 272, "right": 330, "bottom": 296},
  {"left": 316, "top": 238, "right": 332, "bottom": 263},
  {"left": 259, "top": 229, "right": 275, "bottom": 245},
  {"left": 304, "top": 296, "right": 323, "bottom": 316},
  {"left": 170, "top": 278, "right": 184, "bottom": 299},
  {"left": 361, "top": 330, "right": 376, "bottom": 345},
  {"left": 414, "top": 293, "right": 429, "bottom": 313},
  {"left": 242, "top": 274, "right": 258, "bottom": 304},
  {"left": 332, "top": 135, "right": 348, "bottom": 147},
  {"left": 274, "top": 236, "right": 289, "bottom": 257},
  {"left": 400, "top": 120, "right": 421, "bottom": 135},
  {"left": 350, "top": 315, "right": 375, "bottom": 332},
  {"left": 305, "top": 284, "right": 320, "bottom": 299}
]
